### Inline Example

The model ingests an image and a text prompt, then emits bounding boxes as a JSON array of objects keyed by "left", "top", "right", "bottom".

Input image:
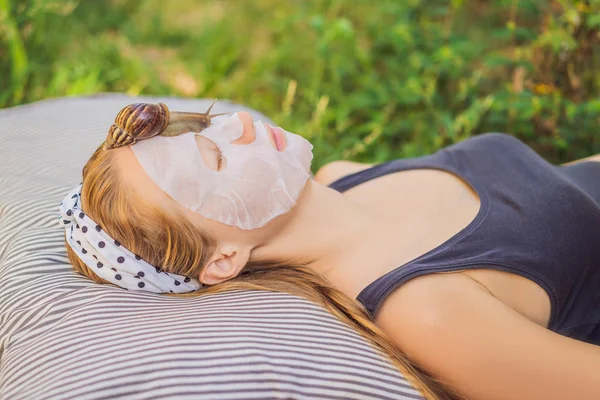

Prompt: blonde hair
[{"left": 65, "top": 144, "right": 460, "bottom": 400}]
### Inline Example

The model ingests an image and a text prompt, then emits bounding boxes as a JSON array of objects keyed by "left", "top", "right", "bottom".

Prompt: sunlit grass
[{"left": 1, "top": 0, "right": 598, "bottom": 168}]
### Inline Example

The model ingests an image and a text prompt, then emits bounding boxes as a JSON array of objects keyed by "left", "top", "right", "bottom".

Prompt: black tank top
[{"left": 328, "top": 133, "right": 600, "bottom": 345}]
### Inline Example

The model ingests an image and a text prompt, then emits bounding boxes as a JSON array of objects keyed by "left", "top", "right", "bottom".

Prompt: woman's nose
[{"left": 230, "top": 112, "right": 255, "bottom": 145}]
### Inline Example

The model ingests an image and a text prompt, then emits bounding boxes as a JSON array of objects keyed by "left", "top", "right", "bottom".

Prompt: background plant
[{"left": 1, "top": 0, "right": 598, "bottom": 168}]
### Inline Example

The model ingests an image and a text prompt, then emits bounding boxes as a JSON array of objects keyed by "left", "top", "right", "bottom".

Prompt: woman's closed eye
[{"left": 213, "top": 147, "right": 224, "bottom": 170}]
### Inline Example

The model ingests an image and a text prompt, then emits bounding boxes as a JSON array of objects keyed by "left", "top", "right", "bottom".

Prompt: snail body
[{"left": 104, "top": 100, "right": 226, "bottom": 150}]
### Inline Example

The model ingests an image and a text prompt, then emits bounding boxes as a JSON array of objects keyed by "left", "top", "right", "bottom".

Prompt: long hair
[{"left": 65, "top": 144, "right": 460, "bottom": 400}]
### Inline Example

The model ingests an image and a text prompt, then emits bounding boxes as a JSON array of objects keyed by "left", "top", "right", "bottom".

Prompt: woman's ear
[{"left": 199, "top": 245, "right": 250, "bottom": 285}]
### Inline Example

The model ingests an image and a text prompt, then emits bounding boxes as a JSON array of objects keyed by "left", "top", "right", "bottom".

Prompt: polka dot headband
[{"left": 59, "top": 184, "right": 203, "bottom": 293}]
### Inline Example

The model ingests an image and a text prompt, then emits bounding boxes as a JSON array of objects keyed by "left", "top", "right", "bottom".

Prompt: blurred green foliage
[{"left": 1, "top": 0, "right": 599, "bottom": 168}]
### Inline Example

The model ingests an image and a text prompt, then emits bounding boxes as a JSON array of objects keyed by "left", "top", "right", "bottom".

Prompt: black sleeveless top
[{"left": 328, "top": 133, "right": 600, "bottom": 345}]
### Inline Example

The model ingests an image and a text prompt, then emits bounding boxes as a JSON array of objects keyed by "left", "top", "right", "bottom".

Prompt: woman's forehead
[{"left": 112, "top": 146, "right": 176, "bottom": 210}]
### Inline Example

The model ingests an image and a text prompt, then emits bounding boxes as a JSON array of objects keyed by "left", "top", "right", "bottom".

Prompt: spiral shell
[{"left": 105, "top": 103, "right": 170, "bottom": 150}]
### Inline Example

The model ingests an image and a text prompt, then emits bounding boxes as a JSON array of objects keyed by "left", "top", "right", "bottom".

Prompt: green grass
[{"left": 1, "top": 0, "right": 599, "bottom": 169}]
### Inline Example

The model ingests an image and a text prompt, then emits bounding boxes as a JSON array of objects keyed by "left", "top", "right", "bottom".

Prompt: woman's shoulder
[{"left": 314, "top": 160, "right": 375, "bottom": 186}]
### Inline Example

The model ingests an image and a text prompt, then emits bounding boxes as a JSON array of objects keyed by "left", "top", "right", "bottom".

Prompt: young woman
[{"left": 61, "top": 102, "right": 600, "bottom": 400}]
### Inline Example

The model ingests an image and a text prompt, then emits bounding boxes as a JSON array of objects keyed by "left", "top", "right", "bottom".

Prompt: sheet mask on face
[{"left": 130, "top": 113, "right": 314, "bottom": 230}]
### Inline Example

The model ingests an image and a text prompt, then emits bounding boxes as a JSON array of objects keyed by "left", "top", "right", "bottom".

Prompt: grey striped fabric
[{"left": 0, "top": 94, "right": 424, "bottom": 400}]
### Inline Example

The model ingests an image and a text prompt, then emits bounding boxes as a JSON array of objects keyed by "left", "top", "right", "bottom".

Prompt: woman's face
[
  {"left": 128, "top": 111, "right": 313, "bottom": 230},
  {"left": 111, "top": 111, "right": 312, "bottom": 253}
]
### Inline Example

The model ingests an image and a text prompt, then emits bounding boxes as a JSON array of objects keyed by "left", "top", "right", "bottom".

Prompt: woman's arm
[{"left": 376, "top": 273, "right": 600, "bottom": 400}]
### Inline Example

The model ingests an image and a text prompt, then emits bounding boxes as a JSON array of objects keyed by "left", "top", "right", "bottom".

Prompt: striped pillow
[{"left": 0, "top": 94, "right": 424, "bottom": 400}]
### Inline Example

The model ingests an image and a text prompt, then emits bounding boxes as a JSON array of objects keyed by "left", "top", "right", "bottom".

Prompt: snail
[{"left": 104, "top": 99, "right": 227, "bottom": 150}]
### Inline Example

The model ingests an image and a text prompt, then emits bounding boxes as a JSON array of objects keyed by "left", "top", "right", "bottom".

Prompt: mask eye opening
[{"left": 195, "top": 134, "right": 227, "bottom": 171}]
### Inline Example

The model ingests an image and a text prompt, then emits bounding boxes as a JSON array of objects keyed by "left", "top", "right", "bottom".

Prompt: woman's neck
[{"left": 251, "top": 180, "right": 395, "bottom": 296}]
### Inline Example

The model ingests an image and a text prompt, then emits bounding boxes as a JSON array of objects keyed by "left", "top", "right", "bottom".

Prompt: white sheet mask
[{"left": 130, "top": 113, "right": 314, "bottom": 230}]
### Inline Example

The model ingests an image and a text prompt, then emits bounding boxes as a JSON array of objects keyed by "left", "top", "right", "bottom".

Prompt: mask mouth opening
[
  {"left": 195, "top": 134, "right": 227, "bottom": 171},
  {"left": 263, "top": 122, "right": 287, "bottom": 152}
]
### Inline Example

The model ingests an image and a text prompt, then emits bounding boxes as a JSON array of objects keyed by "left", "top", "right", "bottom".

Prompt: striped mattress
[{"left": 0, "top": 94, "right": 424, "bottom": 400}]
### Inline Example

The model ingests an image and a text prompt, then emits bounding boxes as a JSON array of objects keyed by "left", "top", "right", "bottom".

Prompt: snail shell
[{"left": 105, "top": 103, "right": 170, "bottom": 150}]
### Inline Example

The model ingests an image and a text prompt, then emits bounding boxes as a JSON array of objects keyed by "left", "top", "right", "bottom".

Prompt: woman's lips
[{"left": 267, "top": 123, "right": 286, "bottom": 151}]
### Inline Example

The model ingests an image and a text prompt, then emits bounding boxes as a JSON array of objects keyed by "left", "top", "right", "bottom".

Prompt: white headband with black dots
[{"left": 59, "top": 184, "right": 203, "bottom": 294}]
